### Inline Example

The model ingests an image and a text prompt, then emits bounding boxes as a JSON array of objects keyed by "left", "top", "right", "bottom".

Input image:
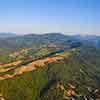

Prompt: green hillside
[
  {"left": 0, "top": 33, "right": 100, "bottom": 100},
  {"left": 0, "top": 45, "right": 100, "bottom": 100}
]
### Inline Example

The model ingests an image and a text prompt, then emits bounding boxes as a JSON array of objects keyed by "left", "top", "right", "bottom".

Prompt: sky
[{"left": 0, "top": 0, "right": 100, "bottom": 35}]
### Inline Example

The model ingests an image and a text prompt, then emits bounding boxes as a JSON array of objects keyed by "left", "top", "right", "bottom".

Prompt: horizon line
[{"left": 0, "top": 32, "right": 100, "bottom": 36}]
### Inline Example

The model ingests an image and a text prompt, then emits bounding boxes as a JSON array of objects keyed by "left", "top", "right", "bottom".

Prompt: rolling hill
[
  {"left": 0, "top": 33, "right": 100, "bottom": 99},
  {"left": 0, "top": 33, "right": 17, "bottom": 38}
]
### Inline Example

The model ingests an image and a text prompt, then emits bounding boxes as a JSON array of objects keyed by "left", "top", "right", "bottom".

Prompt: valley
[{"left": 0, "top": 33, "right": 100, "bottom": 100}]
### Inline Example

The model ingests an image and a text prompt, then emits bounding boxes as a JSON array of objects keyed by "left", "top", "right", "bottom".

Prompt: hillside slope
[{"left": 0, "top": 46, "right": 100, "bottom": 100}]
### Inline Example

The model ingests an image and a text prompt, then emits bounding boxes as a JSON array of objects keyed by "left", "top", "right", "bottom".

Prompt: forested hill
[
  {"left": 0, "top": 45, "right": 100, "bottom": 99},
  {"left": 0, "top": 33, "right": 100, "bottom": 51},
  {"left": 0, "top": 33, "right": 100, "bottom": 99}
]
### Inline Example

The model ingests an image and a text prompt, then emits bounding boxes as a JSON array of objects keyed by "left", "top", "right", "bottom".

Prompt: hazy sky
[{"left": 0, "top": 0, "right": 100, "bottom": 35}]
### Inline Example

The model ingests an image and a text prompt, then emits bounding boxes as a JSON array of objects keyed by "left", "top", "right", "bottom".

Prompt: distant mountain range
[
  {"left": 0, "top": 33, "right": 17, "bottom": 38},
  {"left": 0, "top": 33, "right": 100, "bottom": 51}
]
